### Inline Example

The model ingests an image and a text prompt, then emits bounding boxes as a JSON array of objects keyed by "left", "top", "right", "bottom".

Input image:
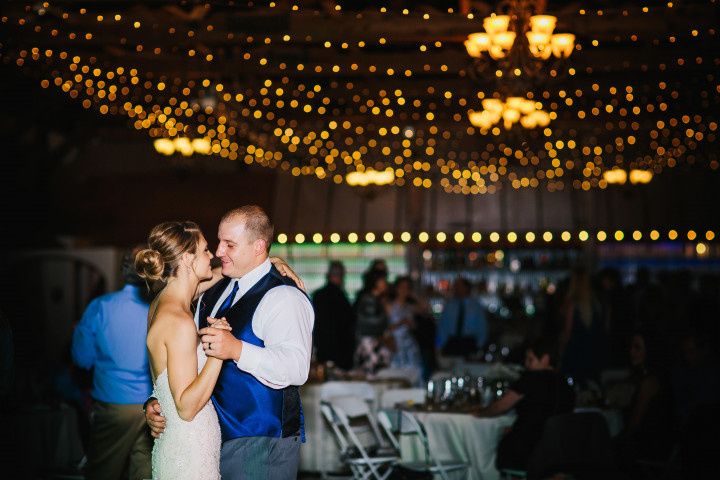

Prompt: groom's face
[{"left": 216, "top": 218, "right": 258, "bottom": 278}]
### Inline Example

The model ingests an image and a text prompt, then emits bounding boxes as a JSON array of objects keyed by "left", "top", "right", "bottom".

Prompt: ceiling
[{"left": 2, "top": 0, "right": 717, "bottom": 196}]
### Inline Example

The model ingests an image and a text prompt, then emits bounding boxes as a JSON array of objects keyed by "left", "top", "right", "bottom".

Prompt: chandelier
[
  {"left": 603, "top": 169, "right": 654, "bottom": 185},
  {"left": 345, "top": 168, "right": 395, "bottom": 187},
  {"left": 464, "top": 1, "right": 575, "bottom": 85},
  {"left": 153, "top": 137, "right": 212, "bottom": 156},
  {"left": 468, "top": 97, "right": 552, "bottom": 132}
]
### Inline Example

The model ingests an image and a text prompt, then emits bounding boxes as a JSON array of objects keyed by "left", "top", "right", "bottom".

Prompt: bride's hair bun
[
  {"left": 134, "top": 248, "right": 165, "bottom": 282},
  {"left": 135, "top": 221, "right": 202, "bottom": 284}
]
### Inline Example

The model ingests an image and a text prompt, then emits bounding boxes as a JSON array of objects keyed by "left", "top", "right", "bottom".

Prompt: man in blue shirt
[
  {"left": 71, "top": 249, "right": 153, "bottom": 480},
  {"left": 438, "top": 277, "right": 488, "bottom": 356}
]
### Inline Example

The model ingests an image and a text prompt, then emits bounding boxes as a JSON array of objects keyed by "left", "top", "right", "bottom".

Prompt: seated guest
[
  {"left": 312, "top": 261, "right": 356, "bottom": 370},
  {"left": 617, "top": 330, "right": 674, "bottom": 466},
  {"left": 671, "top": 329, "right": 720, "bottom": 424},
  {"left": 473, "top": 337, "right": 575, "bottom": 471},
  {"left": 71, "top": 249, "right": 153, "bottom": 480},
  {"left": 438, "top": 277, "right": 487, "bottom": 356}
]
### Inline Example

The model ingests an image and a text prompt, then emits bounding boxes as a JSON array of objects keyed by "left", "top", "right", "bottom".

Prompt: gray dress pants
[{"left": 220, "top": 435, "right": 301, "bottom": 479}]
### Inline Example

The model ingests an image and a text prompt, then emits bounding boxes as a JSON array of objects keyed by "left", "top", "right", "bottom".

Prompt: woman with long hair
[{"left": 559, "top": 266, "right": 606, "bottom": 382}]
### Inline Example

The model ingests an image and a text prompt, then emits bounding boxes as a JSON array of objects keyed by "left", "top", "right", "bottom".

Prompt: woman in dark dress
[
  {"left": 473, "top": 337, "right": 575, "bottom": 471},
  {"left": 559, "top": 267, "right": 606, "bottom": 383}
]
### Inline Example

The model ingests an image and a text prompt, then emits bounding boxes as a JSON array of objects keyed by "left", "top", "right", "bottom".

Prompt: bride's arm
[
  {"left": 194, "top": 266, "right": 223, "bottom": 300},
  {"left": 165, "top": 314, "right": 223, "bottom": 421},
  {"left": 270, "top": 257, "right": 305, "bottom": 291}
]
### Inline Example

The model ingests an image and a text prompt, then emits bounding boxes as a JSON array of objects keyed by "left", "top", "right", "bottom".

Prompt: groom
[{"left": 145, "top": 205, "right": 314, "bottom": 479}]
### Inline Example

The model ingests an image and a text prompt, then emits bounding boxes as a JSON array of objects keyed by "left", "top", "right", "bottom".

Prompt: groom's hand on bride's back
[{"left": 145, "top": 399, "right": 166, "bottom": 438}]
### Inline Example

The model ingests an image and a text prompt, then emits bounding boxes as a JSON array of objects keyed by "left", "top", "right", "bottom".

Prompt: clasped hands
[
  {"left": 200, "top": 316, "right": 243, "bottom": 361},
  {"left": 145, "top": 316, "right": 241, "bottom": 438}
]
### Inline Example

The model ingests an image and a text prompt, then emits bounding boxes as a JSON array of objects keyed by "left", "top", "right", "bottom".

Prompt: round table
[{"left": 400, "top": 411, "right": 516, "bottom": 480}]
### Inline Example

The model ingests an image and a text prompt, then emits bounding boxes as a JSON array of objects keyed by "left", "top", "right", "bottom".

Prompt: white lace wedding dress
[{"left": 151, "top": 343, "right": 221, "bottom": 479}]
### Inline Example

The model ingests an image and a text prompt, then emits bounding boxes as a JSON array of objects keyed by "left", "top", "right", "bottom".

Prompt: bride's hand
[
  {"left": 270, "top": 257, "right": 306, "bottom": 291},
  {"left": 206, "top": 317, "right": 232, "bottom": 331}
]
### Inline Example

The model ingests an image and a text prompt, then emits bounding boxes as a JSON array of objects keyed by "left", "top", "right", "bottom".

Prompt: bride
[{"left": 135, "top": 221, "right": 226, "bottom": 479}]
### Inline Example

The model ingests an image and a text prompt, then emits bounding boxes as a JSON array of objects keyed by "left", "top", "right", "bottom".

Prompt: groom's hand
[
  {"left": 145, "top": 399, "right": 165, "bottom": 438},
  {"left": 199, "top": 326, "right": 243, "bottom": 361}
]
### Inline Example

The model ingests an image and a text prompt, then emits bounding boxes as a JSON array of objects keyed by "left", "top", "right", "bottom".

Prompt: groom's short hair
[{"left": 221, "top": 205, "right": 274, "bottom": 252}]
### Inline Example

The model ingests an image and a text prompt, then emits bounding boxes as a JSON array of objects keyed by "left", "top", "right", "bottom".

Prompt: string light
[
  {"left": 266, "top": 229, "right": 718, "bottom": 245},
  {"left": 4, "top": 2, "right": 718, "bottom": 195}
]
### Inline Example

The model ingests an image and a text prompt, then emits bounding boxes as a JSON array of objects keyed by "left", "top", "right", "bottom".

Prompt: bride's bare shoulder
[{"left": 149, "top": 302, "right": 195, "bottom": 338}]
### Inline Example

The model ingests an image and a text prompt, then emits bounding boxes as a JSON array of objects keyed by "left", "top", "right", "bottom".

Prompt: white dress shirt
[{"left": 195, "top": 258, "right": 314, "bottom": 389}]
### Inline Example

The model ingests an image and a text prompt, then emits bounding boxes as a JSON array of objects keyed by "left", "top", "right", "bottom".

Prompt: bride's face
[{"left": 191, "top": 234, "right": 214, "bottom": 280}]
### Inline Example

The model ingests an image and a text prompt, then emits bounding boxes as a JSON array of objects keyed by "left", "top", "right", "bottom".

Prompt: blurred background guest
[
  {"left": 409, "top": 285, "right": 438, "bottom": 382},
  {"left": 353, "top": 270, "right": 391, "bottom": 374},
  {"left": 71, "top": 249, "right": 153, "bottom": 480},
  {"left": 438, "top": 277, "right": 487, "bottom": 357},
  {"left": 627, "top": 267, "right": 663, "bottom": 332},
  {"left": 364, "top": 259, "right": 389, "bottom": 284},
  {"left": 312, "top": 260, "right": 355, "bottom": 370},
  {"left": 387, "top": 276, "right": 423, "bottom": 379},
  {"left": 616, "top": 330, "right": 674, "bottom": 469},
  {"left": 671, "top": 329, "right": 720, "bottom": 424},
  {"left": 596, "top": 267, "right": 631, "bottom": 367},
  {"left": 559, "top": 266, "right": 607, "bottom": 383},
  {"left": 0, "top": 308, "right": 13, "bottom": 406},
  {"left": 474, "top": 337, "right": 575, "bottom": 472}
]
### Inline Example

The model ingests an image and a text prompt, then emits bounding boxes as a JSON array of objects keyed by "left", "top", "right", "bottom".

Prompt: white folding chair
[
  {"left": 395, "top": 411, "right": 468, "bottom": 480},
  {"left": 376, "top": 409, "right": 402, "bottom": 452},
  {"left": 322, "top": 396, "right": 398, "bottom": 480}
]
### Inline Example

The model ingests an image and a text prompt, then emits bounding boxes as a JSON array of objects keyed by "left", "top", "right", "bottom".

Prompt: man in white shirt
[{"left": 146, "top": 205, "right": 314, "bottom": 479}]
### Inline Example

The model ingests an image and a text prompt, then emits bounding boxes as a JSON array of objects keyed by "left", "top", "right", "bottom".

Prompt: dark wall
[{"left": 52, "top": 170, "right": 277, "bottom": 247}]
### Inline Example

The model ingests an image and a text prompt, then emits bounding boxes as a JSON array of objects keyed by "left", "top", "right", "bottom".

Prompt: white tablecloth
[
  {"left": 400, "top": 411, "right": 516, "bottom": 480},
  {"left": 300, "top": 380, "right": 406, "bottom": 473}
]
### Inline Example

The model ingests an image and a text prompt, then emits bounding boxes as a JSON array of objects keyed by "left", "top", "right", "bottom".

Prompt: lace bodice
[{"left": 151, "top": 343, "right": 221, "bottom": 479}]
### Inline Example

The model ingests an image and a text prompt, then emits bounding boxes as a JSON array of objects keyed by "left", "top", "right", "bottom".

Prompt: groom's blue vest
[{"left": 198, "top": 267, "right": 305, "bottom": 443}]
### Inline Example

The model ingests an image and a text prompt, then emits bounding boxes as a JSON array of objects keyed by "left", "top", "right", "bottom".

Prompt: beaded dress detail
[{"left": 151, "top": 343, "right": 221, "bottom": 479}]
